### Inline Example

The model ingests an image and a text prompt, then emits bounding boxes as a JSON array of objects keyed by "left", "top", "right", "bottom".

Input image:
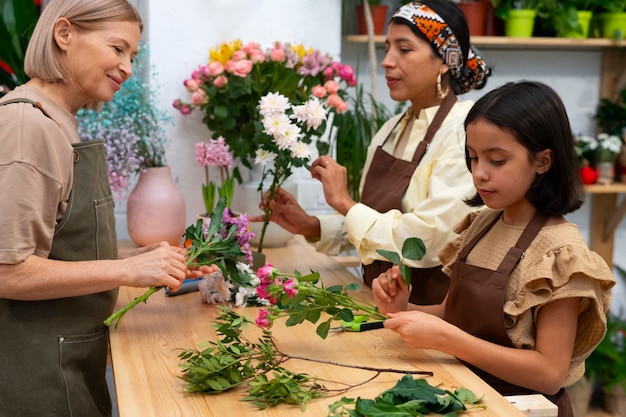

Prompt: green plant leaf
[
  {"left": 401, "top": 237, "right": 426, "bottom": 261},
  {"left": 376, "top": 249, "right": 401, "bottom": 265}
]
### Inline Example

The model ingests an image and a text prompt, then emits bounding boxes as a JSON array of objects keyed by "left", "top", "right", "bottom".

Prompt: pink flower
[
  {"left": 232, "top": 50, "right": 246, "bottom": 61},
  {"left": 338, "top": 63, "right": 354, "bottom": 81},
  {"left": 255, "top": 309, "right": 272, "bottom": 327},
  {"left": 324, "top": 80, "right": 339, "bottom": 94},
  {"left": 191, "top": 90, "right": 208, "bottom": 106},
  {"left": 336, "top": 100, "right": 348, "bottom": 113},
  {"left": 249, "top": 50, "right": 265, "bottom": 63},
  {"left": 207, "top": 61, "right": 224, "bottom": 76},
  {"left": 213, "top": 75, "right": 228, "bottom": 88},
  {"left": 326, "top": 93, "right": 343, "bottom": 109},
  {"left": 270, "top": 48, "right": 285, "bottom": 63},
  {"left": 231, "top": 60, "right": 253, "bottom": 77},
  {"left": 184, "top": 79, "right": 199, "bottom": 92},
  {"left": 311, "top": 85, "right": 327, "bottom": 98},
  {"left": 283, "top": 279, "right": 299, "bottom": 298},
  {"left": 257, "top": 263, "right": 275, "bottom": 283}
]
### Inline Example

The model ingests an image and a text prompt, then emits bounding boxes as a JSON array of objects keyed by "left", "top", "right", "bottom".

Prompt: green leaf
[
  {"left": 316, "top": 319, "right": 331, "bottom": 339},
  {"left": 400, "top": 264, "right": 412, "bottom": 289},
  {"left": 376, "top": 249, "right": 401, "bottom": 265},
  {"left": 401, "top": 237, "right": 426, "bottom": 261}
]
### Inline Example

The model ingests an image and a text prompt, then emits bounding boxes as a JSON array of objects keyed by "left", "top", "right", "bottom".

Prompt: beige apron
[
  {"left": 361, "top": 93, "right": 455, "bottom": 305},
  {"left": 444, "top": 211, "right": 573, "bottom": 417},
  {"left": 0, "top": 98, "right": 118, "bottom": 417}
]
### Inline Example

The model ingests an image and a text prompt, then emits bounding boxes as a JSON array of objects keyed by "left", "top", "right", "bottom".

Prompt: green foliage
[
  {"left": 0, "top": 0, "right": 38, "bottom": 97},
  {"left": 261, "top": 268, "right": 387, "bottom": 339},
  {"left": 585, "top": 311, "right": 626, "bottom": 391},
  {"left": 334, "top": 83, "right": 393, "bottom": 201},
  {"left": 376, "top": 237, "right": 426, "bottom": 288},
  {"left": 328, "top": 375, "right": 484, "bottom": 417},
  {"left": 178, "top": 306, "right": 326, "bottom": 409},
  {"left": 105, "top": 197, "right": 251, "bottom": 328},
  {"left": 595, "top": 88, "right": 626, "bottom": 137}
]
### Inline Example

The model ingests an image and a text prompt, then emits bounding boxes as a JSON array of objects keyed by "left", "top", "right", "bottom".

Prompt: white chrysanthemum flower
[
  {"left": 290, "top": 142, "right": 311, "bottom": 159},
  {"left": 258, "top": 92, "right": 290, "bottom": 116},
  {"left": 254, "top": 149, "right": 277, "bottom": 166},
  {"left": 291, "top": 103, "right": 308, "bottom": 124},
  {"left": 303, "top": 97, "right": 327, "bottom": 130},
  {"left": 262, "top": 112, "right": 291, "bottom": 136}
]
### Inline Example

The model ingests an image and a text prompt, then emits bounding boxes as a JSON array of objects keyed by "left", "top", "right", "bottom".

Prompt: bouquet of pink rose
[{"left": 173, "top": 39, "right": 357, "bottom": 169}]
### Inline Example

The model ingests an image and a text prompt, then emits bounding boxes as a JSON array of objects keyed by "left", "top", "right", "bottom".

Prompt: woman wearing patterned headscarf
[{"left": 255, "top": 0, "right": 490, "bottom": 305}]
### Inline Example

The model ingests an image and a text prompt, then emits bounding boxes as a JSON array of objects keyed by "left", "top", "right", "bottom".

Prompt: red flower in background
[
  {"left": 0, "top": 61, "right": 13, "bottom": 75},
  {"left": 34, "top": 0, "right": 41, "bottom": 6}
]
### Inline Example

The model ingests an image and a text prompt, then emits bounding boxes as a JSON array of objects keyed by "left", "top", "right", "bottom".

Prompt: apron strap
[
  {"left": 496, "top": 211, "right": 549, "bottom": 275},
  {"left": 412, "top": 93, "right": 457, "bottom": 164},
  {"left": 0, "top": 97, "right": 58, "bottom": 125}
]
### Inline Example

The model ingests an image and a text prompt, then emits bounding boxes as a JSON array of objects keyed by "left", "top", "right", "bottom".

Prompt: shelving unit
[{"left": 344, "top": 35, "right": 626, "bottom": 101}]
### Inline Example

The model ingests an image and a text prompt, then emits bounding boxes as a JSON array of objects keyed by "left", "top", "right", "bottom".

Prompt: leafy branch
[
  {"left": 178, "top": 306, "right": 434, "bottom": 411},
  {"left": 376, "top": 237, "right": 426, "bottom": 288},
  {"left": 328, "top": 375, "right": 485, "bottom": 417},
  {"left": 105, "top": 197, "right": 247, "bottom": 329}
]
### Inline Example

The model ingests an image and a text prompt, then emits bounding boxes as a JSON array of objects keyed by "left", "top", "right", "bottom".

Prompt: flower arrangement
[
  {"left": 78, "top": 44, "right": 172, "bottom": 197},
  {"left": 253, "top": 91, "right": 330, "bottom": 251},
  {"left": 173, "top": 39, "right": 356, "bottom": 169},
  {"left": 104, "top": 197, "right": 253, "bottom": 329},
  {"left": 575, "top": 133, "right": 623, "bottom": 165},
  {"left": 195, "top": 136, "right": 239, "bottom": 215}
]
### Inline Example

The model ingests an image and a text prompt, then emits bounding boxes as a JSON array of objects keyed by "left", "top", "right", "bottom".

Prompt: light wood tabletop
[{"left": 109, "top": 236, "right": 527, "bottom": 417}]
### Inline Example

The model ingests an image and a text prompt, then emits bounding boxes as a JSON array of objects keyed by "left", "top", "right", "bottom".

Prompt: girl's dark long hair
[{"left": 464, "top": 81, "right": 584, "bottom": 216}]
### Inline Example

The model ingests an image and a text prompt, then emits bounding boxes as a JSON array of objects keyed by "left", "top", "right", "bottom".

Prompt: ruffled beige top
[{"left": 438, "top": 209, "right": 616, "bottom": 386}]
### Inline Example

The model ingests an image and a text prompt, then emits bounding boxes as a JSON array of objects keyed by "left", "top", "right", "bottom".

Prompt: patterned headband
[{"left": 392, "top": 2, "right": 488, "bottom": 94}]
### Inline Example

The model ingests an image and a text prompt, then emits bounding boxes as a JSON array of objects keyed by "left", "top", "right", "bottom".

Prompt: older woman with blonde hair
[{"left": 0, "top": 1, "right": 215, "bottom": 415}]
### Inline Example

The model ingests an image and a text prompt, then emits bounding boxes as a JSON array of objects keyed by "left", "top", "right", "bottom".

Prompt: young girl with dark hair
[{"left": 372, "top": 81, "right": 615, "bottom": 417}]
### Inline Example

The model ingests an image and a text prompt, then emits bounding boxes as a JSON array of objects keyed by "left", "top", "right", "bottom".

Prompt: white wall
[{"left": 122, "top": 0, "right": 624, "bottom": 313}]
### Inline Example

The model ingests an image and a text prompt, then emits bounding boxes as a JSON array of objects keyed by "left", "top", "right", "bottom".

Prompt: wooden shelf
[
  {"left": 585, "top": 183, "right": 626, "bottom": 194},
  {"left": 344, "top": 35, "right": 626, "bottom": 50}
]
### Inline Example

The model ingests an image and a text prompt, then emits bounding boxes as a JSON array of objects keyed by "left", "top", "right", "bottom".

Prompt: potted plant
[
  {"left": 0, "top": 0, "right": 39, "bottom": 97},
  {"left": 77, "top": 44, "right": 184, "bottom": 246},
  {"left": 592, "top": 0, "right": 626, "bottom": 39},
  {"left": 538, "top": 0, "right": 594, "bottom": 38},
  {"left": 351, "top": 0, "right": 389, "bottom": 35},
  {"left": 491, "top": 0, "right": 546, "bottom": 37},
  {"left": 586, "top": 310, "right": 626, "bottom": 415}
]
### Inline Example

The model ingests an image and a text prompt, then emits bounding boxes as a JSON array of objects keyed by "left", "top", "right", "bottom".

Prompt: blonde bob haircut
[{"left": 25, "top": 0, "right": 143, "bottom": 83}]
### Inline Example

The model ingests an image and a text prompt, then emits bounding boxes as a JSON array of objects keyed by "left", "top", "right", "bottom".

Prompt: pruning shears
[{"left": 330, "top": 315, "right": 385, "bottom": 333}]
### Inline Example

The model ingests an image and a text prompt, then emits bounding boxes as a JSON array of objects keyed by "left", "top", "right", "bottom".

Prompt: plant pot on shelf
[
  {"left": 562, "top": 10, "right": 593, "bottom": 39},
  {"left": 127, "top": 166, "right": 186, "bottom": 247},
  {"left": 504, "top": 9, "right": 537, "bottom": 37},
  {"left": 356, "top": 4, "right": 388, "bottom": 35},
  {"left": 596, "top": 161, "right": 616, "bottom": 185},
  {"left": 597, "top": 12, "right": 626, "bottom": 39},
  {"left": 457, "top": 1, "right": 487, "bottom": 37}
]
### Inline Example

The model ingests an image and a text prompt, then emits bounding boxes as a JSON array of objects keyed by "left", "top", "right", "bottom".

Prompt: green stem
[{"left": 104, "top": 285, "right": 164, "bottom": 330}]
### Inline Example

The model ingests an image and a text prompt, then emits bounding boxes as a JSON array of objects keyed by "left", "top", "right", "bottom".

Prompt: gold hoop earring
[{"left": 436, "top": 73, "right": 448, "bottom": 99}]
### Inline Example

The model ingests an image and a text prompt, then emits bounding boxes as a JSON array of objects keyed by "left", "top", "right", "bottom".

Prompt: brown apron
[
  {"left": 444, "top": 211, "right": 573, "bottom": 417},
  {"left": 361, "top": 93, "right": 455, "bottom": 305},
  {"left": 0, "top": 98, "right": 118, "bottom": 417}
]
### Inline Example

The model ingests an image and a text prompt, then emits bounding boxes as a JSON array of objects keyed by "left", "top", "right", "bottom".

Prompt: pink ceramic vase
[{"left": 127, "top": 166, "right": 186, "bottom": 246}]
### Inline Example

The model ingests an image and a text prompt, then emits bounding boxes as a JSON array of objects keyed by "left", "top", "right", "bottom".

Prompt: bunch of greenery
[
  {"left": 329, "top": 375, "right": 484, "bottom": 417},
  {"left": 178, "top": 306, "right": 438, "bottom": 411},
  {"left": 77, "top": 44, "right": 171, "bottom": 196},
  {"left": 0, "top": 0, "right": 38, "bottom": 97},
  {"left": 105, "top": 197, "right": 253, "bottom": 329},
  {"left": 596, "top": 88, "right": 626, "bottom": 138}
]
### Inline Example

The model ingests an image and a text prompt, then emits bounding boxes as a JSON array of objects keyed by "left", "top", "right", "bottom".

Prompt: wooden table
[
  {"left": 586, "top": 183, "right": 626, "bottom": 268},
  {"left": 109, "top": 236, "right": 526, "bottom": 417}
]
